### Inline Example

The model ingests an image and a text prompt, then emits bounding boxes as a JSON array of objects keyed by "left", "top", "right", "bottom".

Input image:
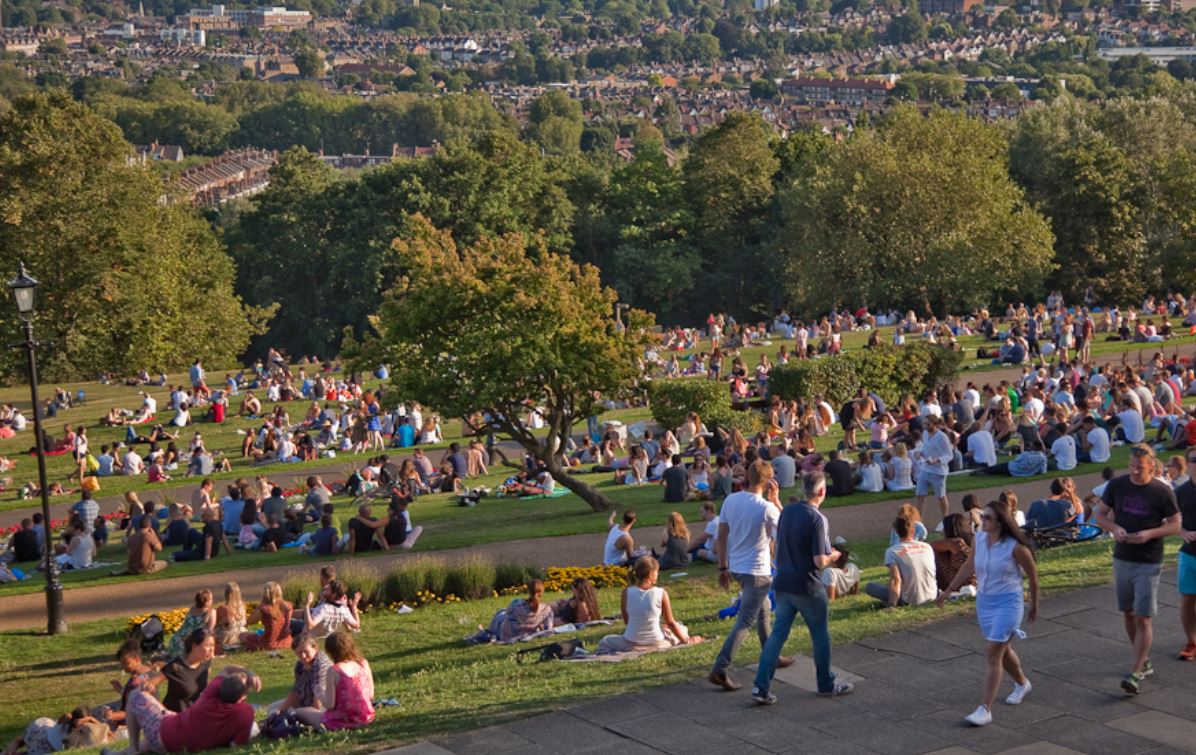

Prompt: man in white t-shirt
[
  {"left": 692, "top": 501, "right": 720, "bottom": 563},
  {"left": 141, "top": 392, "right": 157, "bottom": 416},
  {"left": 1080, "top": 417, "right": 1111, "bottom": 463},
  {"left": 1049, "top": 425, "right": 1077, "bottom": 471},
  {"left": 916, "top": 416, "right": 953, "bottom": 528},
  {"left": 865, "top": 515, "right": 937, "bottom": 607},
  {"left": 123, "top": 448, "right": 144, "bottom": 476},
  {"left": 710, "top": 460, "right": 785, "bottom": 691},
  {"left": 1114, "top": 403, "right": 1146, "bottom": 444},
  {"left": 965, "top": 428, "right": 997, "bottom": 469}
]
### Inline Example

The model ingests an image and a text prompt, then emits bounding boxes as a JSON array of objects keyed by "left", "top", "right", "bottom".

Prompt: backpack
[
  {"left": 131, "top": 615, "right": 165, "bottom": 656},
  {"left": 263, "top": 711, "right": 304, "bottom": 739}
]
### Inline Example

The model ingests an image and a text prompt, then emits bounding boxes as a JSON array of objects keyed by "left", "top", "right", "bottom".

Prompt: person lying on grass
[
  {"left": 597, "top": 556, "right": 702, "bottom": 653},
  {"left": 102, "top": 667, "right": 260, "bottom": 755},
  {"left": 465, "top": 579, "right": 554, "bottom": 644}
]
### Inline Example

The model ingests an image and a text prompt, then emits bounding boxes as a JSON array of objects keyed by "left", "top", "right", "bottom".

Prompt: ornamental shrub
[
  {"left": 769, "top": 342, "right": 961, "bottom": 407},
  {"left": 445, "top": 557, "right": 498, "bottom": 600},
  {"left": 648, "top": 377, "right": 757, "bottom": 433}
]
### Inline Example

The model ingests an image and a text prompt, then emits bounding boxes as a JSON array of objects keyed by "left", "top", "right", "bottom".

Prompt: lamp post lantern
[{"left": 8, "top": 262, "right": 67, "bottom": 635}]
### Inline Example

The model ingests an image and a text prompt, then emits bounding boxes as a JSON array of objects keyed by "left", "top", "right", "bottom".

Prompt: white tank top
[
  {"left": 624, "top": 586, "right": 664, "bottom": 645},
  {"left": 974, "top": 531, "right": 1023, "bottom": 596},
  {"left": 603, "top": 525, "right": 628, "bottom": 565}
]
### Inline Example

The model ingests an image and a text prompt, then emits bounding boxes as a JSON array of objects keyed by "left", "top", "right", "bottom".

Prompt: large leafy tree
[
  {"left": 359, "top": 216, "right": 650, "bottom": 512},
  {"left": 780, "top": 106, "right": 1055, "bottom": 315},
  {"left": 0, "top": 93, "right": 270, "bottom": 379},
  {"left": 682, "top": 112, "right": 780, "bottom": 319},
  {"left": 1008, "top": 94, "right": 1196, "bottom": 301}
]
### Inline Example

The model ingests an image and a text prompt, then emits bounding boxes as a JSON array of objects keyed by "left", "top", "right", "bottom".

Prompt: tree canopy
[
  {"left": 357, "top": 215, "right": 651, "bottom": 512},
  {"left": 778, "top": 106, "right": 1055, "bottom": 315},
  {"left": 0, "top": 93, "right": 271, "bottom": 379}
]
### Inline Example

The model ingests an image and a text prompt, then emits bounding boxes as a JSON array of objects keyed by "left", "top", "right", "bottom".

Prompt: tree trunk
[{"left": 542, "top": 456, "right": 615, "bottom": 513}]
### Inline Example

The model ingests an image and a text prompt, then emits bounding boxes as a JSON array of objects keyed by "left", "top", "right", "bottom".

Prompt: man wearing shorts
[
  {"left": 916, "top": 415, "right": 953, "bottom": 530},
  {"left": 1094, "top": 444, "right": 1181, "bottom": 694},
  {"left": 1174, "top": 447, "right": 1196, "bottom": 661}
]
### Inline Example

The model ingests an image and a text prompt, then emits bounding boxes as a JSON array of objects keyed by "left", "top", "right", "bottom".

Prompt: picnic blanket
[
  {"left": 564, "top": 637, "right": 711, "bottom": 663},
  {"left": 518, "top": 488, "right": 571, "bottom": 501},
  {"left": 497, "top": 620, "right": 615, "bottom": 645}
]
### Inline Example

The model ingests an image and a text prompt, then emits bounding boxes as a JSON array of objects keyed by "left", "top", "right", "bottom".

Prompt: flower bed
[{"left": 127, "top": 564, "right": 632, "bottom": 635}]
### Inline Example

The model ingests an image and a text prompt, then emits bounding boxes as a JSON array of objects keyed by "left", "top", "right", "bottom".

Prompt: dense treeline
[
  {"left": 228, "top": 86, "right": 1196, "bottom": 360},
  {"left": 4, "top": 84, "right": 1196, "bottom": 375},
  {"left": 0, "top": 93, "right": 272, "bottom": 380}
]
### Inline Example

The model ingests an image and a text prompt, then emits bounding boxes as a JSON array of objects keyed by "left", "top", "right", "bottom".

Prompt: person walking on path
[
  {"left": 916, "top": 416, "right": 953, "bottom": 531},
  {"left": 1169, "top": 447, "right": 1196, "bottom": 661},
  {"left": 709, "top": 459, "right": 789, "bottom": 692},
  {"left": 937, "top": 501, "right": 1039, "bottom": 726},
  {"left": 1093, "top": 443, "right": 1181, "bottom": 694},
  {"left": 751, "top": 472, "right": 854, "bottom": 704}
]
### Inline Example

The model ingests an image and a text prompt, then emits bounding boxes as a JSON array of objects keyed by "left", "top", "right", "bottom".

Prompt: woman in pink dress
[{"left": 296, "top": 631, "right": 375, "bottom": 731}]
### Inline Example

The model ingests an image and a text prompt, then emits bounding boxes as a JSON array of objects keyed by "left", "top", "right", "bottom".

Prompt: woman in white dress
[
  {"left": 937, "top": 501, "right": 1039, "bottom": 727},
  {"left": 598, "top": 557, "right": 701, "bottom": 653}
]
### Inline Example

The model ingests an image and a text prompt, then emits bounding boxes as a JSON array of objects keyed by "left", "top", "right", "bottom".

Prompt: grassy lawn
[{"left": 0, "top": 534, "right": 1147, "bottom": 752}]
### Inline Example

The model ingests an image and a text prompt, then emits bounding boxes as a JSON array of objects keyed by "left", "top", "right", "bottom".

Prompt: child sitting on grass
[{"left": 597, "top": 557, "right": 702, "bottom": 653}]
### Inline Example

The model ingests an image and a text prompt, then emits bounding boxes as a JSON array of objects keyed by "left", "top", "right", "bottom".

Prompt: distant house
[
  {"left": 921, "top": 0, "right": 984, "bottom": 13},
  {"left": 780, "top": 77, "right": 895, "bottom": 106},
  {"left": 132, "top": 142, "right": 186, "bottom": 163}
]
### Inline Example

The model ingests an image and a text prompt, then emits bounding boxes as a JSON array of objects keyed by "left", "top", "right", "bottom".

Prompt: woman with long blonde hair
[
  {"left": 659, "top": 512, "right": 692, "bottom": 569},
  {"left": 215, "top": 581, "right": 247, "bottom": 653}
]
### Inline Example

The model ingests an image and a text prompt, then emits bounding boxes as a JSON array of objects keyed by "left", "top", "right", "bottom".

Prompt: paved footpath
[
  {"left": 382, "top": 575, "right": 1196, "bottom": 755},
  {"left": 0, "top": 471, "right": 1111, "bottom": 631}
]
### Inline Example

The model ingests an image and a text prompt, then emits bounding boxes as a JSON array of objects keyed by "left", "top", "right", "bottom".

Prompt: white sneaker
[
  {"left": 964, "top": 705, "right": 992, "bottom": 727},
  {"left": 1005, "top": 681, "right": 1032, "bottom": 705},
  {"left": 935, "top": 521, "right": 945, "bottom": 532}
]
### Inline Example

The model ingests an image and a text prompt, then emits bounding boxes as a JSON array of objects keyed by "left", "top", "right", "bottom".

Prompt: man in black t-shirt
[
  {"left": 662, "top": 456, "right": 691, "bottom": 503},
  {"left": 1173, "top": 446, "right": 1196, "bottom": 661},
  {"left": 824, "top": 451, "right": 855, "bottom": 497},
  {"left": 347, "top": 504, "right": 387, "bottom": 554},
  {"left": 9, "top": 518, "right": 41, "bottom": 562},
  {"left": 1095, "top": 444, "right": 1181, "bottom": 694}
]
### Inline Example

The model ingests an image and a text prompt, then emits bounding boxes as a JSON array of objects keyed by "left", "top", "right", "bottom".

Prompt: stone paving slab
[{"left": 380, "top": 579, "right": 1196, "bottom": 755}]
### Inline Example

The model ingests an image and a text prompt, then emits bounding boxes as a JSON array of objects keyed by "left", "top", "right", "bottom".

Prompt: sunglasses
[
  {"left": 1130, "top": 448, "right": 1154, "bottom": 458},
  {"left": 980, "top": 513, "right": 996, "bottom": 522}
]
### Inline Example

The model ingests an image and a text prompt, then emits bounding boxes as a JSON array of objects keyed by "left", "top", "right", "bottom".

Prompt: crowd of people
[{"left": 4, "top": 564, "right": 375, "bottom": 755}]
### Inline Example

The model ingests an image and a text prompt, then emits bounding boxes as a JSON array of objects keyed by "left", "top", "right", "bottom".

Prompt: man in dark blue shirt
[{"left": 751, "top": 472, "right": 854, "bottom": 704}]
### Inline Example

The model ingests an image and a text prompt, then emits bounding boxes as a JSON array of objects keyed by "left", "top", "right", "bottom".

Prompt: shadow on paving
[{"left": 380, "top": 579, "right": 1196, "bottom": 755}]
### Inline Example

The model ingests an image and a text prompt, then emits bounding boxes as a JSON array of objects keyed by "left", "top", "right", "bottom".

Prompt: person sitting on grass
[
  {"left": 659, "top": 511, "right": 693, "bottom": 570},
  {"left": 306, "top": 515, "right": 340, "bottom": 557},
  {"left": 173, "top": 507, "right": 232, "bottom": 563},
  {"left": 303, "top": 580, "right": 362, "bottom": 639},
  {"left": 603, "top": 510, "right": 639, "bottom": 566},
  {"left": 258, "top": 516, "right": 290, "bottom": 553},
  {"left": 465, "top": 580, "right": 554, "bottom": 644},
  {"left": 240, "top": 581, "right": 294, "bottom": 652},
  {"left": 865, "top": 514, "right": 938, "bottom": 608},
  {"left": 215, "top": 582, "right": 247, "bottom": 655},
  {"left": 268, "top": 635, "right": 332, "bottom": 716},
  {"left": 51, "top": 520, "right": 94, "bottom": 571},
  {"left": 294, "top": 632, "right": 375, "bottom": 732},
  {"left": 821, "top": 545, "right": 861, "bottom": 601},
  {"left": 932, "top": 513, "right": 975, "bottom": 595},
  {"left": 112, "top": 514, "right": 167, "bottom": 576},
  {"left": 100, "top": 640, "right": 155, "bottom": 728},
  {"left": 347, "top": 504, "right": 389, "bottom": 554},
  {"left": 105, "top": 666, "right": 260, "bottom": 755},
  {"left": 597, "top": 556, "right": 702, "bottom": 653},
  {"left": 162, "top": 503, "right": 190, "bottom": 547},
  {"left": 552, "top": 578, "right": 603, "bottom": 625},
  {"left": 167, "top": 592, "right": 217, "bottom": 661}
]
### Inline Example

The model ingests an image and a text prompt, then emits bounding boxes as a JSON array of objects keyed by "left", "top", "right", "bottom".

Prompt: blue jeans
[
  {"left": 712, "top": 573, "right": 773, "bottom": 674},
  {"left": 754, "top": 587, "right": 835, "bottom": 695}
]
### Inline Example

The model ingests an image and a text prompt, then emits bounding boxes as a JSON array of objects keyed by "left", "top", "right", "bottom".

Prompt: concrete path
[
  {"left": 0, "top": 470, "right": 1111, "bottom": 631},
  {"left": 383, "top": 575, "right": 1196, "bottom": 755}
]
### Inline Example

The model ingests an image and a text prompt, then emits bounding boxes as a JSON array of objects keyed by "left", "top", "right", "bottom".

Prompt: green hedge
[
  {"left": 648, "top": 379, "right": 736, "bottom": 431},
  {"left": 768, "top": 342, "right": 962, "bottom": 407}
]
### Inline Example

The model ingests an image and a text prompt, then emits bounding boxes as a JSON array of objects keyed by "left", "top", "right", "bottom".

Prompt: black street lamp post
[{"left": 8, "top": 262, "right": 67, "bottom": 635}]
